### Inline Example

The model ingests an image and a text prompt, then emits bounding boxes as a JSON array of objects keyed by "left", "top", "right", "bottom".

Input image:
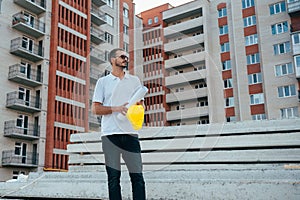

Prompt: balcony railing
[
  {"left": 6, "top": 91, "right": 42, "bottom": 113},
  {"left": 91, "top": 6, "right": 106, "bottom": 26},
  {"left": 4, "top": 120, "right": 40, "bottom": 140},
  {"left": 2, "top": 150, "right": 38, "bottom": 167},
  {"left": 90, "top": 47, "right": 106, "bottom": 64},
  {"left": 287, "top": 0, "right": 300, "bottom": 14},
  {"left": 91, "top": 26, "right": 105, "bottom": 45},
  {"left": 12, "top": 11, "right": 45, "bottom": 38},
  {"left": 89, "top": 112, "right": 101, "bottom": 127},
  {"left": 92, "top": 0, "right": 106, "bottom": 7},
  {"left": 13, "top": 0, "right": 46, "bottom": 15},
  {"left": 90, "top": 65, "right": 102, "bottom": 82},
  {"left": 10, "top": 37, "right": 44, "bottom": 62},
  {"left": 8, "top": 64, "right": 43, "bottom": 87}
]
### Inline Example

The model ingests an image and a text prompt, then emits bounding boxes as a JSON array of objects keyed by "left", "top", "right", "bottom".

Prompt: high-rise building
[
  {"left": 140, "top": 0, "right": 299, "bottom": 126},
  {"left": 0, "top": 0, "right": 141, "bottom": 181},
  {"left": 139, "top": 4, "right": 173, "bottom": 127}
]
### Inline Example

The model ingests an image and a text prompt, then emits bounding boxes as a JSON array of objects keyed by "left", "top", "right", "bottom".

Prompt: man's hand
[{"left": 113, "top": 103, "right": 129, "bottom": 115}]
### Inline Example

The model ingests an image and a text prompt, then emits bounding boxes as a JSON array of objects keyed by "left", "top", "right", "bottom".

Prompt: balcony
[
  {"left": 165, "top": 34, "right": 204, "bottom": 53},
  {"left": 6, "top": 91, "right": 42, "bottom": 113},
  {"left": 8, "top": 64, "right": 43, "bottom": 87},
  {"left": 166, "top": 106, "right": 209, "bottom": 121},
  {"left": 165, "top": 51, "right": 205, "bottom": 69},
  {"left": 287, "top": 0, "right": 300, "bottom": 14},
  {"left": 12, "top": 12, "right": 45, "bottom": 38},
  {"left": 164, "top": 17, "right": 203, "bottom": 38},
  {"left": 90, "top": 46, "right": 106, "bottom": 64},
  {"left": 14, "top": 0, "right": 46, "bottom": 15},
  {"left": 89, "top": 112, "right": 101, "bottom": 127},
  {"left": 91, "top": 26, "right": 105, "bottom": 45},
  {"left": 10, "top": 37, "right": 44, "bottom": 62},
  {"left": 165, "top": 69, "right": 207, "bottom": 86},
  {"left": 166, "top": 88, "right": 208, "bottom": 103},
  {"left": 2, "top": 150, "right": 38, "bottom": 167},
  {"left": 92, "top": 0, "right": 106, "bottom": 7},
  {"left": 90, "top": 65, "right": 102, "bottom": 82},
  {"left": 4, "top": 120, "right": 40, "bottom": 140},
  {"left": 91, "top": 7, "right": 106, "bottom": 26}
]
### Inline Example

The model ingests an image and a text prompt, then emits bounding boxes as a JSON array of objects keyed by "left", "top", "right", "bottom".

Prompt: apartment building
[
  {"left": 0, "top": 0, "right": 141, "bottom": 181},
  {"left": 139, "top": 4, "right": 172, "bottom": 126},
  {"left": 0, "top": 0, "right": 50, "bottom": 180},
  {"left": 141, "top": 0, "right": 299, "bottom": 126}
]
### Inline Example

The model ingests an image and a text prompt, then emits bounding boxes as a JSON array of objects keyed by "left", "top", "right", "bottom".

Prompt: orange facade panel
[
  {"left": 218, "top": 17, "right": 228, "bottom": 27},
  {"left": 224, "top": 88, "right": 233, "bottom": 98},
  {"left": 222, "top": 70, "right": 232, "bottom": 80},
  {"left": 217, "top": 3, "right": 226, "bottom": 10},
  {"left": 248, "top": 83, "right": 263, "bottom": 94},
  {"left": 219, "top": 34, "right": 229, "bottom": 44},
  {"left": 225, "top": 107, "right": 235, "bottom": 117},
  {"left": 221, "top": 52, "right": 231, "bottom": 62},
  {"left": 242, "top": 6, "right": 255, "bottom": 18},
  {"left": 244, "top": 25, "right": 257, "bottom": 36},
  {"left": 250, "top": 104, "right": 265, "bottom": 115},
  {"left": 245, "top": 44, "right": 259, "bottom": 55},
  {"left": 247, "top": 63, "right": 261, "bottom": 74}
]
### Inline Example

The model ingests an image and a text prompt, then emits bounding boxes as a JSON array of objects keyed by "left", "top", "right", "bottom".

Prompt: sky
[{"left": 133, "top": 0, "right": 194, "bottom": 14}]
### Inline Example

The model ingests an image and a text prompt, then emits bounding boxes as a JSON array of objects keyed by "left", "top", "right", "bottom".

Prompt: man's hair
[{"left": 109, "top": 48, "right": 124, "bottom": 64}]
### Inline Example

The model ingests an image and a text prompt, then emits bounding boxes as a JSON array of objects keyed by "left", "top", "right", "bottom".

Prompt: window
[
  {"left": 123, "top": 25, "right": 129, "bottom": 35},
  {"left": 270, "top": 1, "right": 286, "bottom": 15},
  {"left": 274, "top": 42, "right": 291, "bottom": 55},
  {"left": 107, "top": 0, "right": 114, "bottom": 8},
  {"left": 175, "top": 88, "right": 184, "bottom": 92},
  {"left": 243, "top": 15, "right": 256, "bottom": 27},
  {"left": 278, "top": 85, "right": 296, "bottom": 98},
  {"left": 222, "top": 60, "right": 232, "bottom": 70},
  {"left": 248, "top": 73, "right": 262, "bottom": 84},
  {"left": 123, "top": 42, "right": 129, "bottom": 52},
  {"left": 224, "top": 78, "right": 233, "bottom": 88},
  {"left": 226, "top": 116, "right": 236, "bottom": 122},
  {"left": 247, "top": 53, "right": 260, "bottom": 64},
  {"left": 252, "top": 114, "right": 266, "bottom": 120},
  {"left": 148, "top": 18, "right": 152, "bottom": 25},
  {"left": 106, "top": 14, "right": 114, "bottom": 26},
  {"left": 271, "top": 21, "right": 288, "bottom": 35},
  {"left": 250, "top": 93, "right": 264, "bottom": 105},
  {"left": 105, "top": 32, "right": 113, "bottom": 44},
  {"left": 242, "top": 0, "right": 255, "bottom": 9},
  {"left": 295, "top": 56, "right": 300, "bottom": 69},
  {"left": 219, "top": 25, "right": 228, "bottom": 35},
  {"left": 245, "top": 34, "right": 258, "bottom": 46},
  {"left": 281, "top": 107, "right": 299, "bottom": 119},
  {"left": 218, "top": 7, "right": 227, "bottom": 18},
  {"left": 123, "top": 8, "right": 129, "bottom": 18},
  {"left": 195, "top": 82, "right": 207, "bottom": 89},
  {"left": 14, "top": 142, "right": 22, "bottom": 155},
  {"left": 275, "top": 63, "right": 294, "bottom": 76},
  {"left": 221, "top": 42, "right": 230, "bottom": 52},
  {"left": 292, "top": 32, "right": 300, "bottom": 45},
  {"left": 196, "top": 100, "right": 208, "bottom": 107},
  {"left": 225, "top": 97, "right": 234, "bottom": 107},
  {"left": 176, "top": 105, "right": 185, "bottom": 110},
  {"left": 154, "top": 16, "right": 159, "bottom": 23}
]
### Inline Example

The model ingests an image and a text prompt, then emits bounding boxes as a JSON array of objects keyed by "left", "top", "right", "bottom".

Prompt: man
[{"left": 92, "top": 48, "right": 146, "bottom": 200}]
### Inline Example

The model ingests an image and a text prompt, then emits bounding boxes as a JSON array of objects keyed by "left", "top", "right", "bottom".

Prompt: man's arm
[{"left": 92, "top": 102, "right": 128, "bottom": 116}]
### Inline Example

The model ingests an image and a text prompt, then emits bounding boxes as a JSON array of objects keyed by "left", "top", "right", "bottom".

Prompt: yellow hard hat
[{"left": 126, "top": 105, "right": 145, "bottom": 130}]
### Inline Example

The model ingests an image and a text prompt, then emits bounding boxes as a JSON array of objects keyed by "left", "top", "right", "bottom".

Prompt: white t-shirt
[{"left": 92, "top": 73, "right": 143, "bottom": 136}]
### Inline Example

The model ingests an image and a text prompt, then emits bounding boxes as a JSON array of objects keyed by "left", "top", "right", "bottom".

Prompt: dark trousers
[{"left": 102, "top": 134, "right": 146, "bottom": 200}]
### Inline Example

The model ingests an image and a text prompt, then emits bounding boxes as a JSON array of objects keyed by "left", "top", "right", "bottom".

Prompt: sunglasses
[{"left": 117, "top": 55, "right": 129, "bottom": 61}]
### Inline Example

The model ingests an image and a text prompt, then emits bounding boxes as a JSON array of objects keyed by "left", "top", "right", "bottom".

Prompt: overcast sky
[{"left": 133, "top": 0, "right": 194, "bottom": 14}]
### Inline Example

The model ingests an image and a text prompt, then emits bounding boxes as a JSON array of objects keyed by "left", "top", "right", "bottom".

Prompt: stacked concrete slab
[{"left": 1, "top": 119, "right": 300, "bottom": 199}]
